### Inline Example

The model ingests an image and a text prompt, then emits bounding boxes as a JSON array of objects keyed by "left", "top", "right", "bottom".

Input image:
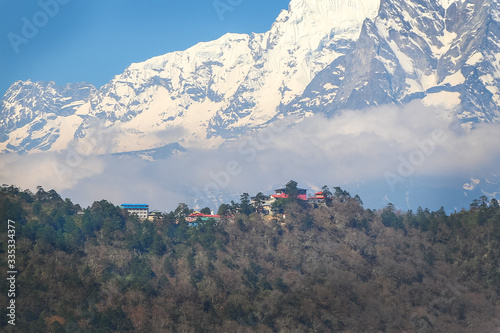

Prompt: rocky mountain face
[
  {"left": 285, "top": 0, "right": 500, "bottom": 123},
  {"left": 1, "top": 0, "right": 499, "bottom": 155},
  {"left": 0, "top": 81, "right": 95, "bottom": 153}
]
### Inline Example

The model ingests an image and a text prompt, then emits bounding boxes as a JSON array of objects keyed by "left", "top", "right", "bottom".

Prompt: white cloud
[
  {"left": 0, "top": 151, "right": 105, "bottom": 192},
  {"left": 1, "top": 101, "right": 499, "bottom": 211}
]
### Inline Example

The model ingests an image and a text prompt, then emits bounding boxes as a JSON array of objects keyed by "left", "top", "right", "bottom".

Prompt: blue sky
[{"left": 0, "top": 0, "right": 290, "bottom": 95}]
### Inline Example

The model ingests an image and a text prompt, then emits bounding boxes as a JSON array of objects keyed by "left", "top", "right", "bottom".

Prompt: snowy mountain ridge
[
  {"left": 1, "top": 0, "right": 380, "bottom": 154},
  {"left": 283, "top": 0, "right": 500, "bottom": 123},
  {"left": 1, "top": 0, "right": 499, "bottom": 156}
]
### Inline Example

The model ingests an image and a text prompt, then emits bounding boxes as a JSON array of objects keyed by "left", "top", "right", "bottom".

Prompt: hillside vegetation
[{"left": 0, "top": 184, "right": 499, "bottom": 332}]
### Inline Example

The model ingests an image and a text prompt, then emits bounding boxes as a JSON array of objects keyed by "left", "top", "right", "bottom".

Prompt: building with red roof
[
  {"left": 308, "top": 191, "right": 329, "bottom": 205},
  {"left": 271, "top": 187, "right": 308, "bottom": 200}
]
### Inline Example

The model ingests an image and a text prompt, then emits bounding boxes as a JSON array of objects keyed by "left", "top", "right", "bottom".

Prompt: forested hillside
[{"left": 0, "top": 184, "right": 499, "bottom": 332}]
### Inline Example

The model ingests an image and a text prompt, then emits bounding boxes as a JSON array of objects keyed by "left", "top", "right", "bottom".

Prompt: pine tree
[
  {"left": 253, "top": 192, "right": 266, "bottom": 213},
  {"left": 200, "top": 207, "right": 212, "bottom": 215},
  {"left": 239, "top": 193, "right": 254, "bottom": 215},
  {"left": 285, "top": 180, "right": 299, "bottom": 201}
]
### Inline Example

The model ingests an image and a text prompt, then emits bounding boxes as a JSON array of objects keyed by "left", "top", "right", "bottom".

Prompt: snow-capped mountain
[
  {"left": 0, "top": 81, "right": 95, "bottom": 153},
  {"left": 1, "top": 0, "right": 499, "bottom": 155},
  {"left": 1, "top": 0, "right": 380, "bottom": 154},
  {"left": 285, "top": 0, "right": 500, "bottom": 123}
]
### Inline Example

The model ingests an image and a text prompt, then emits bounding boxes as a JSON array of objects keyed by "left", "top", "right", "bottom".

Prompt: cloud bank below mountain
[{"left": 1, "top": 101, "right": 499, "bottom": 212}]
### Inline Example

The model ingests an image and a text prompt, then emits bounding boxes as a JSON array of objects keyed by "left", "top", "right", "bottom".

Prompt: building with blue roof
[{"left": 121, "top": 204, "right": 149, "bottom": 219}]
